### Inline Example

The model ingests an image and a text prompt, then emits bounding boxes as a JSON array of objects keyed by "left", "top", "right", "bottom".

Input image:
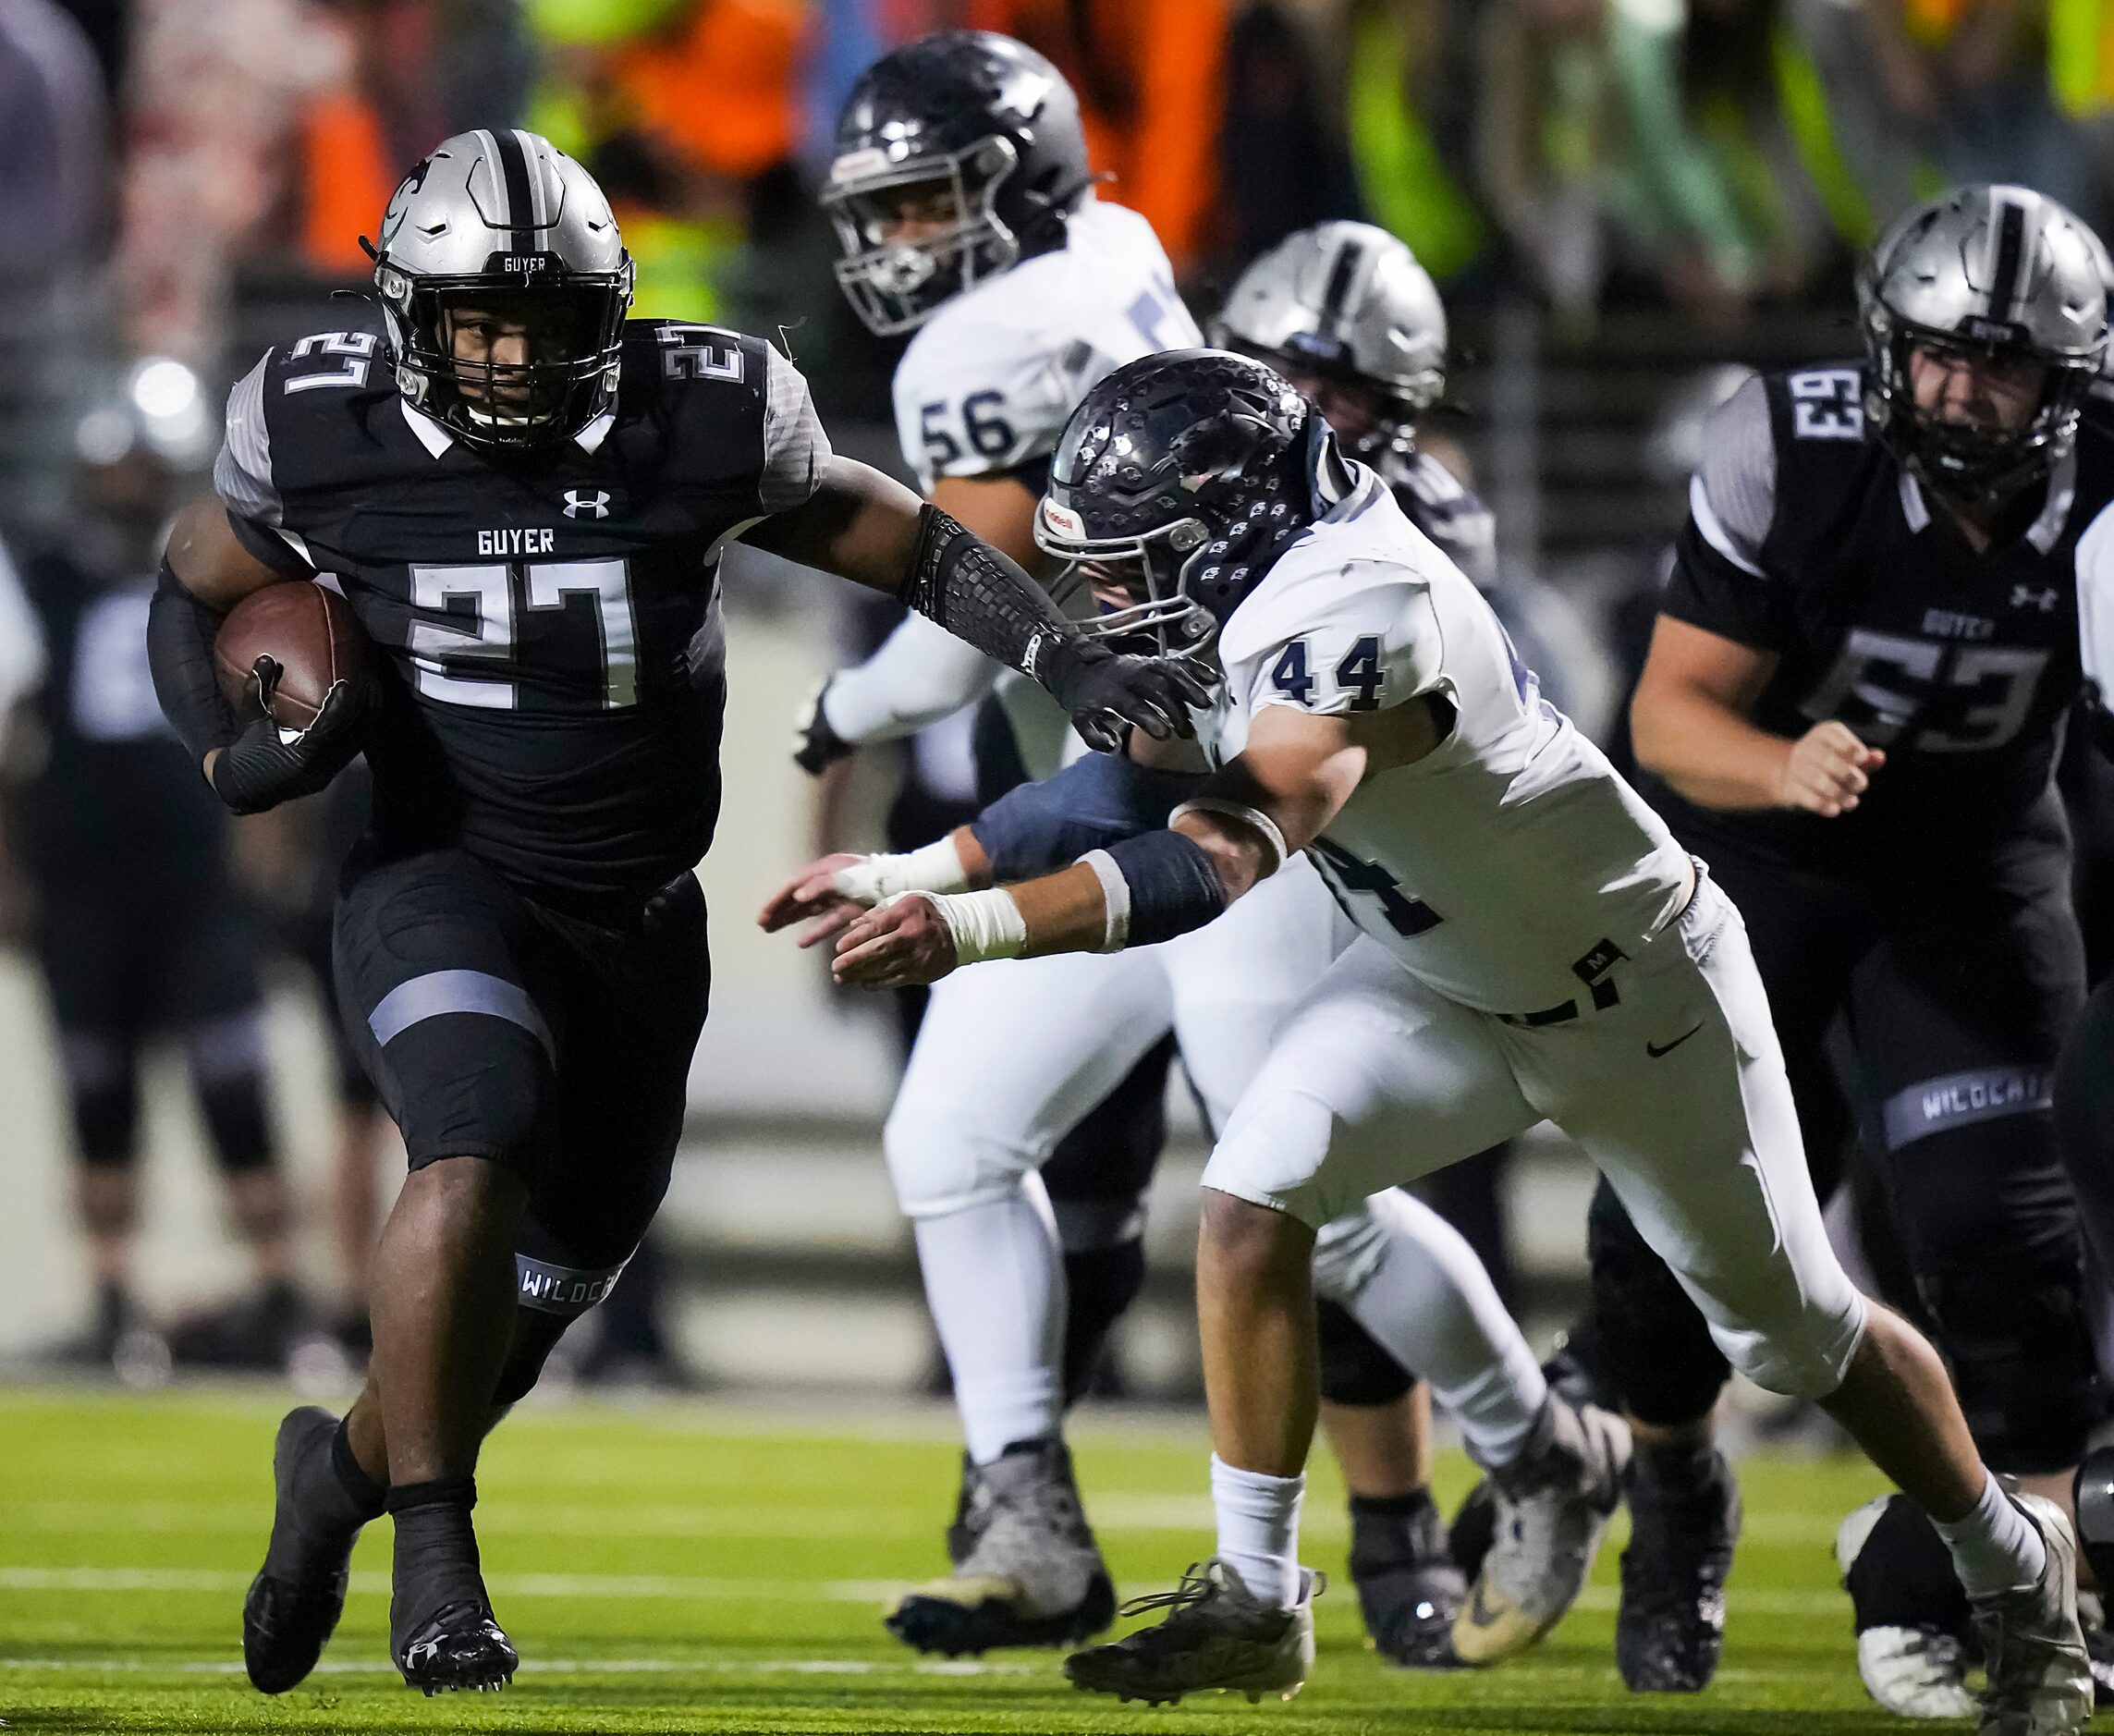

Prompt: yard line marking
[
  {"left": 0, "top": 1567, "right": 903, "bottom": 1602},
  {"left": 0, "top": 1656, "right": 1039, "bottom": 1678},
  {"left": 0, "top": 1566, "right": 1852, "bottom": 1618}
]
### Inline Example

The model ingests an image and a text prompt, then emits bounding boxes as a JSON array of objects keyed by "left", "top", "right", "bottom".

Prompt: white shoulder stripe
[
  {"left": 2075, "top": 497, "right": 2114, "bottom": 695},
  {"left": 1689, "top": 473, "right": 1766, "bottom": 578},
  {"left": 213, "top": 355, "right": 280, "bottom": 525}
]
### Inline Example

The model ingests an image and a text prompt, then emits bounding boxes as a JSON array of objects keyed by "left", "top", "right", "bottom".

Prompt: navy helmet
[
  {"left": 823, "top": 31, "right": 1093, "bottom": 335},
  {"left": 1034, "top": 349, "right": 1331, "bottom": 654}
]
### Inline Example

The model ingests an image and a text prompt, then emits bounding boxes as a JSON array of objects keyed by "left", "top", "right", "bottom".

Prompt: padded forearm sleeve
[
  {"left": 148, "top": 562, "right": 239, "bottom": 766},
  {"left": 898, "top": 504, "right": 1073, "bottom": 684},
  {"left": 971, "top": 752, "right": 1204, "bottom": 883}
]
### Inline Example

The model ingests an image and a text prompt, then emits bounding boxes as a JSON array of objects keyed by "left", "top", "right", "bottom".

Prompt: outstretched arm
[
  {"left": 827, "top": 694, "right": 1450, "bottom": 988},
  {"left": 744, "top": 457, "right": 1210, "bottom": 751}
]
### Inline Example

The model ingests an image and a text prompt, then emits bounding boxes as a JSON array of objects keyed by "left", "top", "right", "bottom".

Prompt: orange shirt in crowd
[{"left": 964, "top": 0, "right": 1228, "bottom": 270}]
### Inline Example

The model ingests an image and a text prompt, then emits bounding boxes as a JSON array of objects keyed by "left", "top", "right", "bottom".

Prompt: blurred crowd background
[{"left": 0, "top": 0, "right": 2099, "bottom": 1402}]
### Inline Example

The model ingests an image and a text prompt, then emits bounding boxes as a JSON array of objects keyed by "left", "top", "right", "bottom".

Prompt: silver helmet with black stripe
[
  {"left": 1859, "top": 183, "right": 2109, "bottom": 499},
  {"left": 369, "top": 128, "right": 635, "bottom": 449},
  {"left": 1210, "top": 221, "right": 1446, "bottom": 459}
]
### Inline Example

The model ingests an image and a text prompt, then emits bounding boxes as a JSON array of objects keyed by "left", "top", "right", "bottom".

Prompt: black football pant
[
  {"left": 36, "top": 866, "right": 276, "bottom": 1177},
  {"left": 1590, "top": 828, "right": 2096, "bottom": 1473},
  {"left": 335, "top": 846, "right": 710, "bottom": 1405}
]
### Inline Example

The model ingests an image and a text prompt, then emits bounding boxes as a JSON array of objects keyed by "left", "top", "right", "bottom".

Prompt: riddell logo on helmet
[
  {"left": 1041, "top": 501, "right": 1084, "bottom": 537},
  {"left": 1961, "top": 315, "right": 2024, "bottom": 344}
]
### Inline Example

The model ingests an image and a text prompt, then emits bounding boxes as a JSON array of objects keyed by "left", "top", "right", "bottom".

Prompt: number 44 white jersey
[
  {"left": 893, "top": 198, "right": 1201, "bottom": 494},
  {"left": 1211, "top": 462, "right": 1694, "bottom": 1016}
]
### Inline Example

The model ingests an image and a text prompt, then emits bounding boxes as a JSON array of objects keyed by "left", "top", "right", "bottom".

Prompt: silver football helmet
[
  {"left": 1859, "top": 183, "right": 2109, "bottom": 499},
  {"left": 1211, "top": 221, "right": 1445, "bottom": 458},
  {"left": 368, "top": 129, "right": 634, "bottom": 449}
]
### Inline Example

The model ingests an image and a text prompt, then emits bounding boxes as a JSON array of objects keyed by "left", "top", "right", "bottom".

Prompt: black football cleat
[
  {"left": 243, "top": 1407, "right": 371, "bottom": 1693},
  {"left": 1348, "top": 1494, "right": 1464, "bottom": 1668},
  {"left": 1616, "top": 1442, "right": 1740, "bottom": 1693},
  {"left": 396, "top": 1600, "right": 519, "bottom": 1695}
]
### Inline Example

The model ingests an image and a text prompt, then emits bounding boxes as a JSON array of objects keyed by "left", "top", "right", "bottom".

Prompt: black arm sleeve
[
  {"left": 147, "top": 560, "right": 239, "bottom": 765},
  {"left": 898, "top": 504, "right": 1076, "bottom": 683}
]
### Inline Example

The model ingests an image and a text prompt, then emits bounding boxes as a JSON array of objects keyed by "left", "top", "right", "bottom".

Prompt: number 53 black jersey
[
  {"left": 214, "top": 319, "right": 830, "bottom": 905},
  {"left": 1655, "top": 363, "right": 2114, "bottom": 876}
]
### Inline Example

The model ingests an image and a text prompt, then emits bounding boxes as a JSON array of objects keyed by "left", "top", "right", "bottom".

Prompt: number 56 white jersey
[
  {"left": 892, "top": 198, "right": 1200, "bottom": 495},
  {"left": 1211, "top": 463, "right": 1694, "bottom": 1016}
]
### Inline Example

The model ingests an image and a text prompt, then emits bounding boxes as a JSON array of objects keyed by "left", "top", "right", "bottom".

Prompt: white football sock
[
  {"left": 1934, "top": 1471, "right": 2047, "bottom": 1600},
  {"left": 1336, "top": 1191, "right": 1548, "bottom": 1470},
  {"left": 910, "top": 1179, "right": 1065, "bottom": 1466},
  {"left": 1212, "top": 1455, "right": 1304, "bottom": 1609}
]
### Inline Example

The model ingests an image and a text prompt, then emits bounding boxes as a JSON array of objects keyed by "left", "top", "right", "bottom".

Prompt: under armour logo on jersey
[
  {"left": 564, "top": 490, "right": 611, "bottom": 520},
  {"left": 2010, "top": 584, "right": 2059, "bottom": 611}
]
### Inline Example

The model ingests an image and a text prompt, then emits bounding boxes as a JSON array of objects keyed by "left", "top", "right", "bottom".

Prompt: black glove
[
  {"left": 210, "top": 657, "right": 369, "bottom": 815},
  {"left": 1041, "top": 637, "right": 1217, "bottom": 754},
  {"left": 792, "top": 678, "right": 855, "bottom": 775}
]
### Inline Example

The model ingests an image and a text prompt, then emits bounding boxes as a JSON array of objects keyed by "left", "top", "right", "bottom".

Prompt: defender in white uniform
[
  {"left": 793, "top": 36, "right": 1590, "bottom": 1666},
  {"left": 828, "top": 350, "right": 2093, "bottom": 1734}
]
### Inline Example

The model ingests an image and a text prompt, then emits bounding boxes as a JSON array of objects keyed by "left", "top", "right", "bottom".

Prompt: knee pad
[
  {"left": 1586, "top": 1179, "right": 1730, "bottom": 1425},
  {"left": 884, "top": 1090, "right": 1037, "bottom": 1220},
  {"left": 1882, "top": 1114, "right": 2101, "bottom": 1471},
  {"left": 1317, "top": 1298, "right": 1416, "bottom": 1407},
  {"left": 386, "top": 1015, "right": 553, "bottom": 1179},
  {"left": 70, "top": 1079, "right": 140, "bottom": 1168}
]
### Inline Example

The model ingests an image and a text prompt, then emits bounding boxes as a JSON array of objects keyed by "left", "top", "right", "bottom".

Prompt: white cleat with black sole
[
  {"left": 1971, "top": 1494, "right": 2090, "bottom": 1736},
  {"left": 1453, "top": 1397, "right": 1631, "bottom": 1666},
  {"left": 1064, "top": 1559, "right": 1323, "bottom": 1706}
]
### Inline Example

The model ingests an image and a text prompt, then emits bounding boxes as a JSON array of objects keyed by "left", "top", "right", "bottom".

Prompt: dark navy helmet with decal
[
  {"left": 1859, "top": 183, "right": 2109, "bottom": 500},
  {"left": 823, "top": 31, "right": 1093, "bottom": 336},
  {"left": 368, "top": 128, "right": 634, "bottom": 449},
  {"left": 1034, "top": 349, "right": 1326, "bottom": 654}
]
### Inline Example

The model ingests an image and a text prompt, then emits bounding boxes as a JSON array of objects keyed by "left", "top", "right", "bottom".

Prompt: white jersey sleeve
[
  {"left": 820, "top": 611, "right": 1005, "bottom": 744},
  {"left": 2077, "top": 495, "right": 2114, "bottom": 704},
  {"left": 1220, "top": 554, "right": 1447, "bottom": 728},
  {"left": 891, "top": 319, "right": 1086, "bottom": 494}
]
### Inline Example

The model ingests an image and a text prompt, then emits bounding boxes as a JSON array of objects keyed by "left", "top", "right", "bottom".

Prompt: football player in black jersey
[
  {"left": 10, "top": 391, "right": 299, "bottom": 1374},
  {"left": 143, "top": 129, "right": 1204, "bottom": 1698},
  {"left": 1594, "top": 185, "right": 2112, "bottom": 1708}
]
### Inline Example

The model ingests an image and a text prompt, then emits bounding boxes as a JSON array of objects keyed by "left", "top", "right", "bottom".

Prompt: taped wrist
[
  {"left": 898, "top": 887, "right": 1027, "bottom": 965},
  {"left": 1085, "top": 830, "right": 1229, "bottom": 949},
  {"left": 898, "top": 504, "right": 1073, "bottom": 684},
  {"left": 831, "top": 837, "right": 971, "bottom": 904},
  {"left": 147, "top": 561, "right": 239, "bottom": 766}
]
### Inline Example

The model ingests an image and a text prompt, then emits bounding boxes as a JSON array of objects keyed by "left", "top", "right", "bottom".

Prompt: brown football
[{"left": 214, "top": 582, "right": 368, "bottom": 729}]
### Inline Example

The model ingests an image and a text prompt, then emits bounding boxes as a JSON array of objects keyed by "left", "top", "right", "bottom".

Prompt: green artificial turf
[{"left": 0, "top": 1386, "right": 1917, "bottom": 1734}]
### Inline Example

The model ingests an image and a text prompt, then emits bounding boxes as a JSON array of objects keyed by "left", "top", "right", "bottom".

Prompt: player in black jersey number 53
[
  {"left": 1597, "top": 185, "right": 2113, "bottom": 1712},
  {"left": 143, "top": 129, "right": 1206, "bottom": 1698}
]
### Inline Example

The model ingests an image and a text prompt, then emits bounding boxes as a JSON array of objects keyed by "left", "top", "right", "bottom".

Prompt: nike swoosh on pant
[{"left": 1645, "top": 1025, "right": 1705, "bottom": 1059}]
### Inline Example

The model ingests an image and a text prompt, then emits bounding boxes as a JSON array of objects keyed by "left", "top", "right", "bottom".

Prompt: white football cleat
[
  {"left": 1970, "top": 1494, "right": 2090, "bottom": 1736},
  {"left": 1453, "top": 1397, "right": 1630, "bottom": 1665}
]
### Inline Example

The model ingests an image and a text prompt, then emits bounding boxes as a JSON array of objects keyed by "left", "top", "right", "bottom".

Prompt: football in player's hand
[{"left": 214, "top": 582, "right": 368, "bottom": 729}]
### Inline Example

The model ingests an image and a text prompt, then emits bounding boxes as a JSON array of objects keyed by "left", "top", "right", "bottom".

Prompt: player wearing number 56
[{"left": 143, "top": 128, "right": 1208, "bottom": 1703}]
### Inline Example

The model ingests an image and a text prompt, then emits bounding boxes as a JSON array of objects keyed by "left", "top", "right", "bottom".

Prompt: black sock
[
  {"left": 388, "top": 1477, "right": 485, "bottom": 1650},
  {"left": 1634, "top": 1437, "right": 1718, "bottom": 1492},
  {"left": 329, "top": 1423, "right": 386, "bottom": 1520},
  {"left": 263, "top": 1412, "right": 380, "bottom": 1586},
  {"left": 1350, "top": 1489, "right": 1439, "bottom": 1522}
]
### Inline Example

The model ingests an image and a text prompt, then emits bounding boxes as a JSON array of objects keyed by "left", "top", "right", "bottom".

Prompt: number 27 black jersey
[
  {"left": 1655, "top": 363, "right": 2114, "bottom": 875},
  {"left": 214, "top": 319, "right": 830, "bottom": 905}
]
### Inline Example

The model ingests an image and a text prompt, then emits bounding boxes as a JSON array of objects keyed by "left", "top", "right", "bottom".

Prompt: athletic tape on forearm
[
  {"left": 147, "top": 562, "right": 239, "bottom": 764},
  {"left": 898, "top": 887, "right": 1028, "bottom": 965},
  {"left": 1167, "top": 798, "right": 1289, "bottom": 876},
  {"left": 898, "top": 504, "right": 1072, "bottom": 683},
  {"left": 830, "top": 838, "right": 971, "bottom": 905},
  {"left": 1094, "top": 830, "right": 1230, "bottom": 948},
  {"left": 1080, "top": 850, "right": 1131, "bottom": 950}
]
